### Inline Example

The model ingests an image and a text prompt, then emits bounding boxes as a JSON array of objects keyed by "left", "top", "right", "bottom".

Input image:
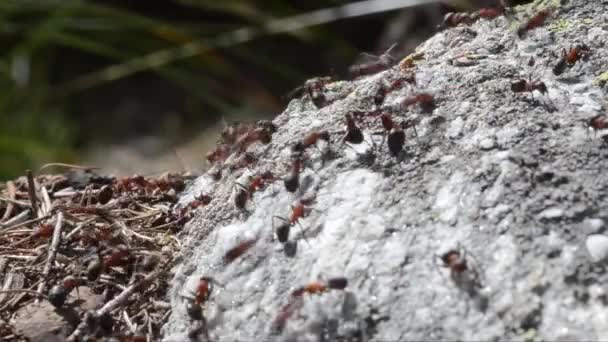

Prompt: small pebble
[
  {"left": 585, "top": 234, "right": 608, "bottom": 262},
  {"left": 479, "top": 137, "right": 495, "bottom": 150},
  {"left": 538, "top": 207, "right": 563, "bottom": 219}
]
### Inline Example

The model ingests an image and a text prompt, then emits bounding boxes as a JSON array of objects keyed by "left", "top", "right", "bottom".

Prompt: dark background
[{"left": 0, "top": 0, "right": 509, "bottom": 179}]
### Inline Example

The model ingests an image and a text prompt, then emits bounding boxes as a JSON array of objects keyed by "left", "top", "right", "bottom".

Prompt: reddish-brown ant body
[
  {"left": 48, "top": 276, "right": 86, "bottom": 307},
  {"left": 517, "top": 8, "right": 552, "bottom": 38},
  {"left": 587, "top": 115, "right": 608, "bottom": 134},
  {"left": 478, "top": 6, "right": 504, "bottom": 20},
  {"left": 283, "top": 158, "right": 303, "bottom": 193},
  {"left": 271, "top": 277, "right": 348, "bottom": 334},
  {"left": 342, "top": 113, "right": 364, "bottom": 144},
  {"left": 292, "top": 131, "right": 331, "bottom": 154},
  {"left": 511, "top": 78, "right": 547, "bottom": 95},
  {"left": 436, "top": 247, "right": 483, "bottom": 300},
  {"left": 290, "top": 277, "right": 348, "bottom": 297},
  {"left": 224, "top": 237, "right": 258, "bottom": 264},
  {"left": 443, "top": 12, "right": 479, "bottom": 27},
  {"left": 273, "top": 198, "right": 315, "bottom": 243},
  {"left": 287, "top": 76, "right": 332, "bottom": 100},
  {"left": 379, "top": 114, "right": 405, "bottom": 156},
  {"left": 194, "top": 276, "right": 216, "bottom": 305},
  {"left": 103, "top": 245, "right": 130, "bottom": 271},
  {"left": 249, "top": 171, "right": 276, "bottom": 193},
  {"left": 349, "top": 44, "right": 397, "bottom": 78},
  {"left": 374, "top": 75, "right": 416, "bottom": 106},
  {"left": 401, "top": 93, "right": 435, "bottom": 113},
  {"left": 206, "top": 144, "right": 231, "bottom": 164},
  {"left": 553, "top": 44, "right": 591, "bottom": 75}
]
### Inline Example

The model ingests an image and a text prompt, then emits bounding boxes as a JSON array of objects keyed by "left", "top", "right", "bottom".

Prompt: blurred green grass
[{"left": 0, "top": 0, "right": 472, "bottom": 179}]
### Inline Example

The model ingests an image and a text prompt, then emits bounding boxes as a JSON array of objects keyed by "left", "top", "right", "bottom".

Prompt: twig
[
  {"left": 0, "top": 197, "right": 29, "bottom": 207},
  {"left": 40, "top": 186, "right": 52, "bottom": 217},
  {"left": 1, "top": 181, "right": 16, "bottom": 222},
  {"left": 0, "top": 289, "right": 47, "bottom": 298},
  {"left": 39, "top": 163, "right": 100, "bottom": 172},
  {"left": 0, "top": 214, "right": 44, "bottom": 233},
  {"left": 123, "top": 310, "right": 136, "bottom": 333},
  {"left": 64, "top": 218, "right": 96, "bottom": 241},
  {"left": 26, "top": 170, "right": 39, "bottom": 219},
  {"left": 67, "top": 264, "right": 168, "bottom": 341},
  {"left": 35, "top": 211, "right": 64, "bottom": 302}
]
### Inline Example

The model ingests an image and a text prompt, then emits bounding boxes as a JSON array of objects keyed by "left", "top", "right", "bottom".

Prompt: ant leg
[
  {"left": 272, "top": 216, "right": 290, "bottom": 242},
  {"left": 294, "top": 221, "right": 311, "bottom": 246}
]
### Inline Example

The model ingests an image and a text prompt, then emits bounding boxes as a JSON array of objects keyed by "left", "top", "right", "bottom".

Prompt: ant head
[
  {"left": 292, "top": 142, "right": 305, "bottom": 153},
  {"left": 440, "top": 250, "right": 461, "bottom": 265},
  {"left": 538, "top": 82, "right": 548, "bottom": 94},
  {"left": 319, "top": 130, "right": 331, "bottom": 142},
  {"left": 511, "top": 79, "right": 526, "bottom": 92}
]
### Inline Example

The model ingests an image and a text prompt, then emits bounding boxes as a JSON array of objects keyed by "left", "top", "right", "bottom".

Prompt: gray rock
[
  {"left": 586, "top": 235, "right": 608, "bottom": 263},
  {"left": 163, "top": 0, "right": 608, "bottom": 341}
]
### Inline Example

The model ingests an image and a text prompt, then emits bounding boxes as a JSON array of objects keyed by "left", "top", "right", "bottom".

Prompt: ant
[
  {"left": 292, "top": 131, "right": 331, "bottom": 155},
  {"left": 194, "top": 276, "right": 221, "bottom": 305},
  {"left": 228, "top": 152, "right": 256, "bottom": 171},
  {"left": 342, "top": 113, "right": 364, "bottom": 144},
  {"left": 283, "top": 158, "right": 303, "bottom": 193},
  {"left": 553, "top": 44, "right": 591, "bottom": 75},
  {"left": 190, "top": 193, "right": 212, "bottom": 208},
  {"left": 374, "top": 75, "right": 416, "bottom": 106},
  {"left": 511, "top": 78, "right": 547, "bottom": 96},
  {"left": 271, "top": 277, "right": 348, "bottom": 334},
  {"left": 586, "top": 115, "right": 608, "bottom": 138},
  {"left": 206, "top": 144, "right": 231, "bottom": 164},
  {"left": 379, "top": 113, "right": 418, "bottom": 156},
  {"left": 478, "top": 8, "right": 502, "bottom": 20},
  {"left": 290, "top": 277, "right": 348, "bottom": 298},
  {"left": 103, "top": 245, "right": 130, "bottom": 271},
  {"left": 48, "top": 276, "right": 86, "bottom": 307},
  {"left": 517, "top": 8, "right": 552, "bottom": 38},
  {"left": 349, "top": 43, "right": 398, "bottom": 78},
  {"left": 224, "top": 237, "right": 258, "bottom": 265},
  {"left": 273, "top": 197, "right": 315, "bottom": 244},
  {"left": 401, "top": 93, "right": 435, "bottom": 113},
  {"left": 287, "top": 76, "right": 332, "bottom": 101},
  {"left": 443, "top": 12, "right": 479, "bottom": 27},
  {"left": 249, "top": 171, "right": 276, "bottom": 193},
  {"left": 435, "top": 246, "right": 486, "bottom": 310},
  {"left": 234, "top": 127, "right": 273, "bottom": 152}
]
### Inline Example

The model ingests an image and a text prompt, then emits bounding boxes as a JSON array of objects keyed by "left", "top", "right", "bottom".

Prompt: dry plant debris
[{"left": 0, "top": 168, "right": 199, "bottom": 341}]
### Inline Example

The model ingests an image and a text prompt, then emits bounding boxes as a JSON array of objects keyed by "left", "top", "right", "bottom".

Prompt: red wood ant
[
  {"left": 478, "top": 6, "right": 504, "bottom": 20},
  {"left": 271, "top": 277, "right": 348, "bottom": 334},
  {"left": 517, "top": 8, "right": 552, "bottom": 38},
  {"left": 103, "top": 245, "right": 130, "bottom": 271},
  {"left": 553, "top": 44, "right": 591, "bottom": 75},
  {"left": 290, "top": 277, "right": 348, "bottom": 298},
  {"left": 273, "top": 198, "right": 314, "bottom": 243},
  {"left": 48, "top": 276, "right": 86, "bottom": 307},
  {"left": 292, "top": 131, "right": 331, "bottom": 155},
  {"left": 194, "top": 276, "right": 219, "bottom": 305},
  {"left": 342, "top": 113, "right": 364, "bottom": 144},
  {"left": 224, "top": 237, "right": 258, "bottom": 265},
  {"left": 206, "top": 144, "right": 231, "bottom": 164},
  {"left": 443, "top": 12, "right": 479, "bottom": 27},
  {"left": 586, "top": 115, "right": 608, "bottom": 139},
  {"left": 374, "top": 75, "right": 416, "bottom": 106},
  {"left": 401, "top": 93, "right": 435, "bottom": 113},
  {"left": 249, "top": 171, "right": 276, "bottom": 193},
  {"left": 190, "top": 193, "right": 212, "bottom": 208},
  {"left": 271, "top": 297, "right": 303, "bottom": 334},
  {"left": 349, "top": 44, "right": 397, "bottom": 78},
  {"left": 287, "top": 76, "right": 332, "bottom": 100},
  {"left": 283, "top": 158, "right": 303, "bottom": 193},
  {"left": 379, "top": 113, "right": 417, "bottom": 156},
  {"left": 436, "top": 247, "right": 483, "bottom": 299},
  {"left": 511, "top": 78, "right": 547, "bottom": 95}
]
